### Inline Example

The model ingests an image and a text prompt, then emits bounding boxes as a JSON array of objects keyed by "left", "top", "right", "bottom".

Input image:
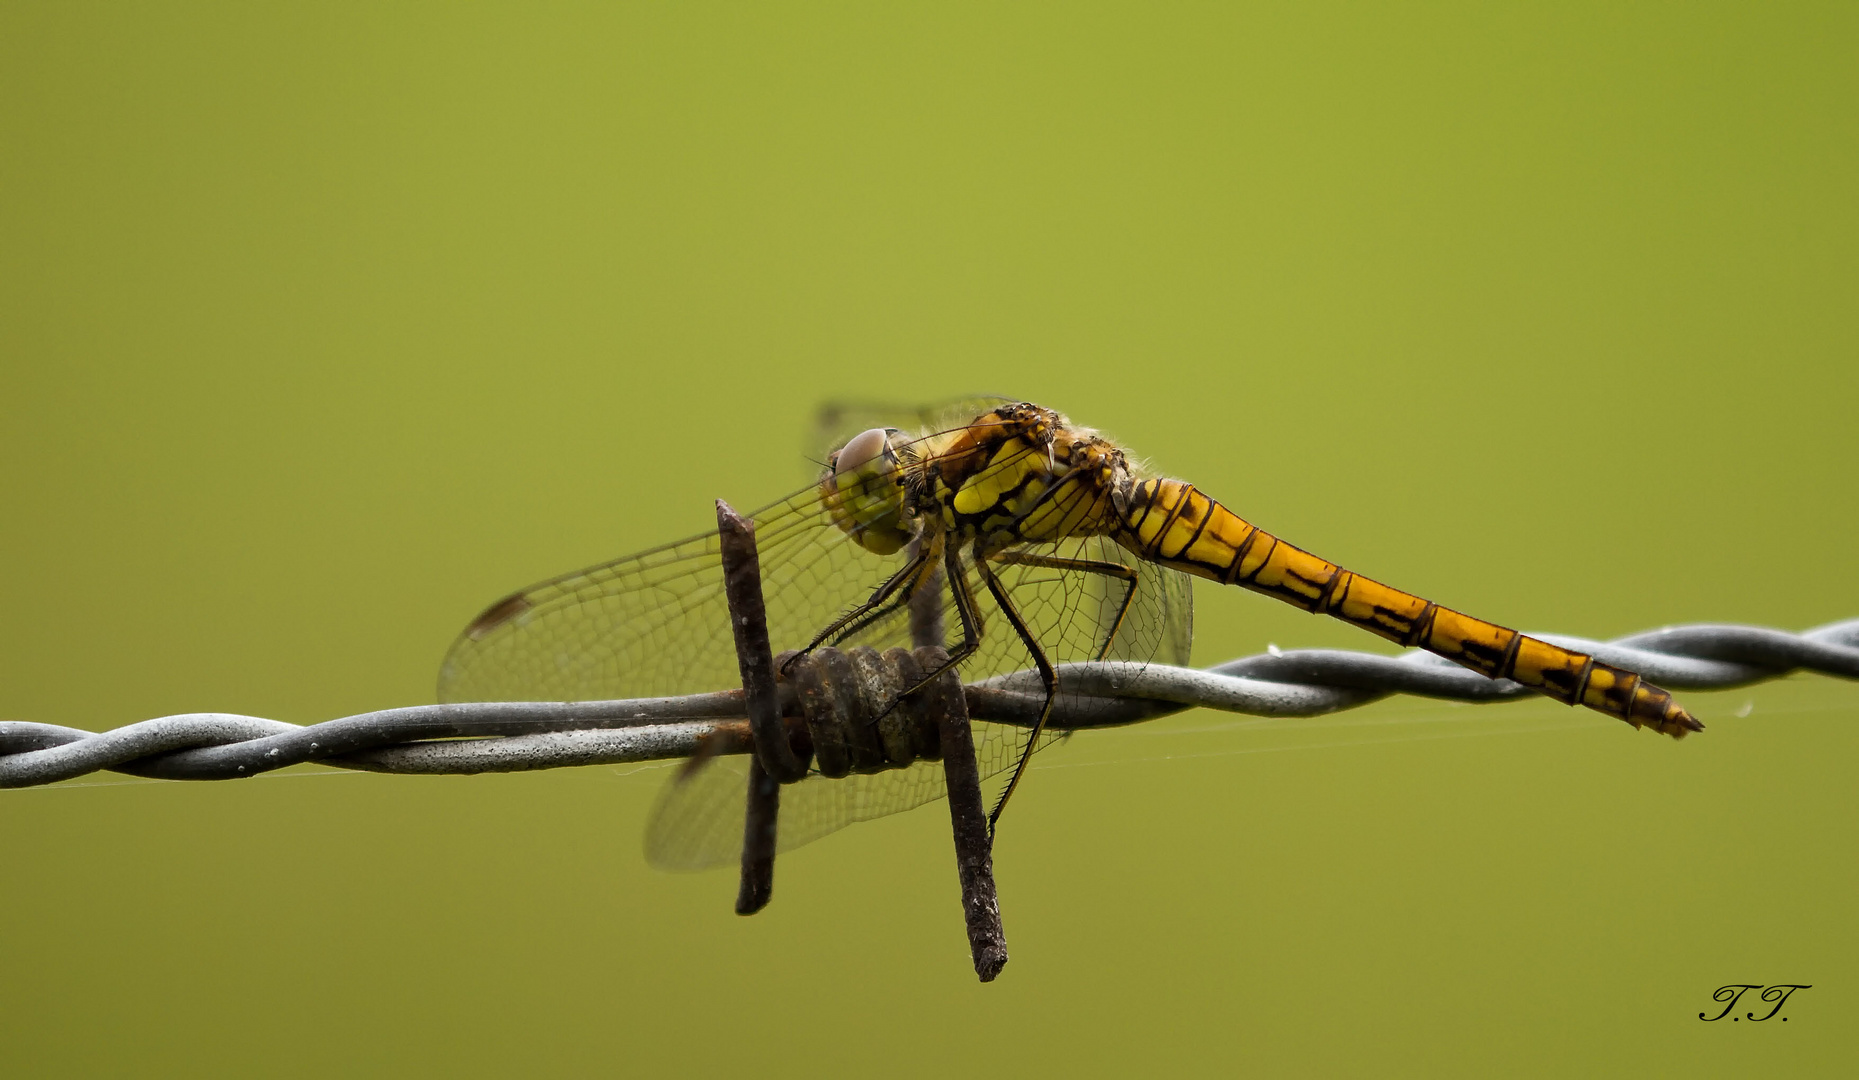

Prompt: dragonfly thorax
[
  {"left": 929, "top": 406, "right": 1136, "bottom": 551},
  {"left": 824, "top": 404, "right": 1144, "bottom": 560}
]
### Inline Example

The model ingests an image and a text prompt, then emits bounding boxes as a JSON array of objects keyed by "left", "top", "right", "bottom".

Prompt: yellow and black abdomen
[{"left": 1115, "top": 478, "right": 1702, "bottom": 738}]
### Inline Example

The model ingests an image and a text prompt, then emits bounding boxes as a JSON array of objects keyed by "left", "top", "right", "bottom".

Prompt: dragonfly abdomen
[{"left": 1116, "top": 478, "right": 1701, "bottom": 738}]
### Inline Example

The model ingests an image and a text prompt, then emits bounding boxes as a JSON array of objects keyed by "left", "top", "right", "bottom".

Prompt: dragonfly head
[{"left": 823, "top": 427, "right": 912, "bottom": 555}]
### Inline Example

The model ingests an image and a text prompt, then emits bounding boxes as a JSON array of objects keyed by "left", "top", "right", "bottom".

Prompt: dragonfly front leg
[
  {"left": 800, "top": 541, "right": 988, "bottom": 729},
  {"left": 875, "top": 543, "right": 988, "bottom": 711},
  {"left": 790, "top": 544, "right": 933, "bottom": 669}
]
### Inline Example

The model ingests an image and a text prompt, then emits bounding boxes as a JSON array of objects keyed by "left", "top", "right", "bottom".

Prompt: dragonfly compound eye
[
  {"left": 823, "top": 427, "right": 911, "bottom": 555},
  {"left": 833, "top": 428, "right": 892, "bottom": 476}
]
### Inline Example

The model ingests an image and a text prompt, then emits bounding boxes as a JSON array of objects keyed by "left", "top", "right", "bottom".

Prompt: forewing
[{"left": 437, "top": 485, "right": 911, "bottom": 703}]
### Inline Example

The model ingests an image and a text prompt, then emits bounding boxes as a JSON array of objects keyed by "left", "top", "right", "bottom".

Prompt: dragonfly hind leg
[
  {"left": 988, "top": 550, "right": 1140, "bottom": 662},
  {"left": 973, "top": 551, "right": 1062, "bottom": 832}
]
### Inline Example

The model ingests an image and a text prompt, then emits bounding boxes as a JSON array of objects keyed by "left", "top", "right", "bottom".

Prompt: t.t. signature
[{"left": 1699, "top": 984, "right": 1811, "bottom": 1022}]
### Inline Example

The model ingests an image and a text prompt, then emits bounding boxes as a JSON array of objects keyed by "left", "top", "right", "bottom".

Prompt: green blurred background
[{"left": 3, "top": 3, "right": 1854, "bottom": 1075}]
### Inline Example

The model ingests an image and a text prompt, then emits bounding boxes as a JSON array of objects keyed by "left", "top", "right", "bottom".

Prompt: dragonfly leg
[
  {"left": 827, "top": 563, "right": 937, "bottom": 647},
  {"left": 989, "top": 550, "right": 1139, "bottom": 662},
  {"left": 787, "top": 545, "right": 933, "bottom": 672},
  {"left": 988, "top": 468, "right": 1143, "bottom": 657},
  {"left": 880, "top": 543, "right": 987, "bottom": 708},
  {"left": 974, "top": 550, "right": 1059, "bottom": 833}
]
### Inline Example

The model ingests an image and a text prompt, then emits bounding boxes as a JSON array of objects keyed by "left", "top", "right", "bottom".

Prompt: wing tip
[{"left": 465, "top": 592, "right": 533, "bottom": 640}]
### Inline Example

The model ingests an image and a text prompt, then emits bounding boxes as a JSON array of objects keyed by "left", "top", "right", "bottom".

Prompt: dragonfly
[{"left": 439, "top": 400, "right": 1701, "bottom": 870}]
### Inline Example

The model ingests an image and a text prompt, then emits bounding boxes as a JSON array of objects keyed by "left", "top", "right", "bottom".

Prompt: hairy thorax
[{"left": 906, "top": 404, "right": 1133, "bottom": 555}]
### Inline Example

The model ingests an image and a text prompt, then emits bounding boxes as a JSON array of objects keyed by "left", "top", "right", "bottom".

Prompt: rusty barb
[
  {"left": 4, "top": 522, "right": 1857, "bottom": 981},
  {"left": 713, "top": 500, "right": 1006, "bottom": 979}
]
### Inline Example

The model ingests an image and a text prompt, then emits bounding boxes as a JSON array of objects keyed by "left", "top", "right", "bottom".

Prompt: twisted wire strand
[{"left": 4, "top": 618, "right": 1855, "bottom": 790}]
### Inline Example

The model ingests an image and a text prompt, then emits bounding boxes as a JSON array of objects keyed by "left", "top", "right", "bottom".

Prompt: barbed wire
[{"left": 4, "top": 618, "right": 1855, "bottom": 791}]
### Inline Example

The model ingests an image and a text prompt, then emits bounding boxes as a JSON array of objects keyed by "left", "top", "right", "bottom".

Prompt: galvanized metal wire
[{"left": 4, "top": 618, "right": 1856, "bottom": 790}]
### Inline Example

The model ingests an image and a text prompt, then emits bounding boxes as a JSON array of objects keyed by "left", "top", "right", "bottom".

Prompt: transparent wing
[
  {"left": 641, "top": 529, "right": 1193, "bottom": 871},
  {"left": 438, "top": 416, "right": 1004, "bottom": 705},
  {"left": 437, "top": 482, "right": 868, "bottom": 705},
  {"left": 645, "top": 755, "right": 956, "bottom": 871},
  {"left": 437, "top": 421, "right": 1194, "bottom": 871}
]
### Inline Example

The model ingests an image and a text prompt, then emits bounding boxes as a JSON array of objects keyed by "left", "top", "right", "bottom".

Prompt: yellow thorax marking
[
  {"left": 1018, "top": 479, "right": 1102, "bottom": 542},
  {"left": 949, "top": 437, "right": 1046, "bottom": 521}
]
